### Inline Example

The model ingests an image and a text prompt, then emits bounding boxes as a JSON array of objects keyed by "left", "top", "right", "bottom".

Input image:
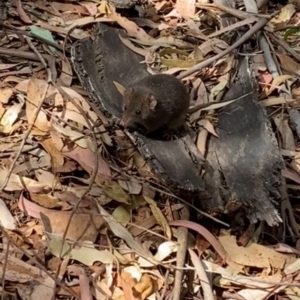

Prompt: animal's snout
[
  {"left": 119, "top": 117, "right": 147, "bottom": 134},
  {"left": 119, "top": 116, "right": 130, "bottom": 128},
  {"left": 119, "top": 118, "right": 134, "bottom": 131}
]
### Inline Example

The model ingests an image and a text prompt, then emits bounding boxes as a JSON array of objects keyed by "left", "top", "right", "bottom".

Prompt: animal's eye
[
  {"left": 123, "top": 105, "right": 127, "bottom": 110},
  {"left": 136, "top": 110, "right": 141, "bottom": 115}
]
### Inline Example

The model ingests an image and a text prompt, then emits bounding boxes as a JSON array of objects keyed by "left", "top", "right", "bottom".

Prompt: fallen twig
[
  {"left": 0, "top": 226, "right": 79, "bottom": 299},
  {"left": 0, "top": 48, "right": 53, "bottom": 62},
  {"left": 172, "top": 205, "right": 189, "bottom": 300},
  {"left": 0, "top": 36, "right": 51, "bottom": 192},
  {"left": 189, "top": 249, "right": 214, "bottom": 300},
  {"left": 268, "top": 32, "right": 300, "bottom": 64},
  {"left": 2, "top": 23, "right": 64, "bottom": 51},
  {"left": 178, "top": 18, "right": 269, "bottom": 79},
  {"left": 196, "top": 3, "right": 272, "bottom": 20},
  {"left": 169, "top": 220, "right": 243, "bottom": 272},
  {"left": 207, "top": 17, "right": 258, "bottom": 38}
]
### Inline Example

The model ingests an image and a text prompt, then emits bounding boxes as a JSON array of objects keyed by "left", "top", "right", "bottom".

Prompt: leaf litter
[{"left": 0, "top": 0, "right": 300, "bottom": 300}]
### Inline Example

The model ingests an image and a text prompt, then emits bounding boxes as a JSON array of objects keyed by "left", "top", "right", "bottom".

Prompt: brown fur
[{"left": 120, "top": 74, "right": 189, "bottom": 134}]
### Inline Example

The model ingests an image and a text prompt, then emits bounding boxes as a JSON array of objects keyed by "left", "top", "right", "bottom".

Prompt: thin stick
[
  {"left": 0, "top": 36, "right": 51, "bottom": 192},
  {"left": 1, "top": 239, "right": 10, "bottom": 300},
  {"left": 0, "top": 226, "right": 79, "bottom": 298},
  {"left": 177, "top": 18, "right": 269, "bottom": 80}
]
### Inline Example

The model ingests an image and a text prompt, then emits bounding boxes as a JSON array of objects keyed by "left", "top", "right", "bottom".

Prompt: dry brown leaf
[
  {"left": 34, "top": 169, "right": 57, "bottom": 188},
  {"left": 261, "top": 96, "right": 297, "bottom": 107},
  {"left": 0, "top": 66, "right": 37, "bottom": 79},
  {"left": 96, "top": 280, "right": 113, "bottom": 299},
  {"left": 155, "top": 0, "right": 169, "bottom": 12},
  {"left": 0, "top": 86, "right": 13, "bottom": 104},
  {"left": 219, "top": 235, "right": 296, "bottom": 269},
  {"left": 267, "top": 243, "right": 300, "bottom": 255},
  {"left": 156, "top": 35, "right": 190, "bottom": 49},
  {"left": 0, "top": 142, "right": 15, "bottom": 152},
  {"left": 16, "top": 0, "right": 32, "bottom": 24},
  {"left": 52, "top": 122, "right": 94, "bottom": 150},
  {"left": 175, "top": 0, "right": 195, "bottom": 18},
  {"left": 217, "top": 271, "right": 285, "bottom": 296},
  {"left": 41, "top": 138, "right": 65, "bottom": 172},
  {"left": 133, "top": 274, "right": 154, "bottom": 299},
  {"left": 0, "top": 103, "right": 23, "bottom": 134},
  {"left": 190, "top": 46, "right": 204, "bottom": 62},
  {"left": 145, "top": 46, "right": 157, "bottom": 66},
  {"left": 18, "top": 221, "right": 36, "bottom": 237},
  {"left": 95, "top": 124, "right": 113, "bottom": 146},
  {"left": 0, "top": 198, "right": 16, "bottom": 230},
  {"left": 271, "top": 4, "right": 296, "bottom": 24},
  {"left": 16, "top": 78, "right": 58, "bottom": 98},
  {"left": 4, "top": 76, "right": 24, "bottom": 83},
  {"left": 276, "top": 54, "right": 300, "bottom": 73},
  {"left": 153, "top": 241, "right": 177, "bottom": 262},
  {"left": 160, "top": 47, "right": 200, "bottom": 68},
  {"left": 118, "top": 179, "right": 142, "bottom": 195},
  {"left": 107, "top": 4, "right": 155, "bottom": 43},
  {"left": 128, "top": 216, "right": 157, "bottom": 237},
  {"left": 98, "top": 205, "right": 156, "bottom": 265},
  {"left": 97, "top": 0, "right": 110, "bottom": 14},
  {"left": 290, "top": 152, "right": 300, "bottom": 175},
  {"left": 12, "top": 148, "right": 50, "bottom": 174},
  {"left": 144, "top": 196, "right": 172, "bottom": 239},
  {"left": 164, "top": 67, "right": 188, "bottom": 75},
  {"left": 51, "top": 1, "right": 86, "bottom": 14},
  {"left": 60, "top": 142, "right": 112, "bottom": 180},
  {"left": 190, "top": 78, "right": 208, "bottom": 122},
  {"left": 0, "top": 63, "right": 21, "bottom": 71},
  {"left": 0, "top": 104, "right": 5, "bottom": 124},
  {"left": 79, "top": 1, "right": 98, "bottom": 15},
  {"left": 19, "top": 192, "right": 53, "bottom": 219},
  {"left": 30, "top": 193, "right": 61, "bottom": 209},
  {"left": 198, "top": 119, "right": 218, "bottom": 137},
  {"left": 273, "top": 115, "right": 296, "bottom": 151},
  {"left": 50, "top": 126, "right": 64, "bottom": 150},
  {"left": 0, "top": 253, "right": 55, "bottom": 298},
  {"left": 217, "top": 55, "right": 235, "bottom": 75},
  {"left": 53, "top": 190, "right": 91, "bottom": 207},
  {"left": 41, "top": 209, "right": 105, "bottom": 242},
  {"left": 58, "top": 86, "right": 98, "bottom": 123},
  {"left": 55, "top": 101, "right": 91, "bottom": 128},
  {"left": 164, "top": 8, "right": 181, "bottom": 19},
  {"left": 133, "top": 152, "right": 154, "bottom": 178},
  {"left": 103, "top": 181, "right": 131, "bottom": 204},
  {"left": 36, "top": 20, "right": 90, "bottom": 39},
  {"left": 112, "top": 205, "right": 131, "bottom": 226},
  {"left": 170, "top": 220, "right": 243, "bottom": 271},
  {"left": 67, "top": 265, "right": 93, "bottom": 300},
  {"left": 47, "top": 15, "right": 65, "bottom": 26},
  {"left": 117, "top": 272, "right": 139, "bottom": 300},
  {"left": 198, "top": 38, "right": 228, "bottom": 56},
  {"left": 266, "top": 75, "right": 294, "bottom": 96},
  {"left": 189, "top": 249, "right": 214, "bottom": 300},
  {"left": 26, "top": 78, "right": 49, "bottom": 133},
  {"left": 187, "top": 19, "right": 208, "bottom": 39},
  {"left": 35, "top": 2, "right": 59, "bottom": 17},
  {"left": 119, "top": 35, "right": 148, "bottom": 57},
  {"left": 282, "top": 168, "right": 300, "bottom": 184},
  {"left": 59, "top": 58, "right": 73, "bottom": 87}
]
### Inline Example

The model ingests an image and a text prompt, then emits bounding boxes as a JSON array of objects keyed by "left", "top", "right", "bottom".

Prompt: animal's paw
[{"left": 163, "top": 131, "right": 179, "bottom": 141}]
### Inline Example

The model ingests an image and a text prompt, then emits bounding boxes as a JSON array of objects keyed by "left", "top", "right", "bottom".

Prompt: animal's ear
[
  {"left": 124, "top": 87, "right": 134, "bottom": 97},
  {"left": 147, "top": 94, "right": 157, "bottom": 110},
  {"left": 113, "top": 81, "right": 126, "bottom": 96}
]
